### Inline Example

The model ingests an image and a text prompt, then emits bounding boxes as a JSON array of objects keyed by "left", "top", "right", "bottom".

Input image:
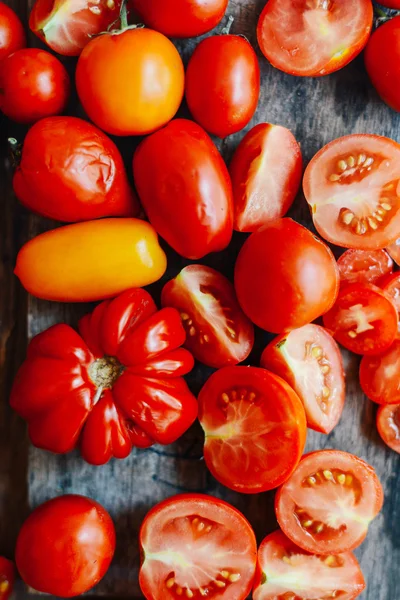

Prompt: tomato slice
[
  {"left": 0, "top": 558, "right": 14, "bottom": 600},
  {"left": 386, "top": 237, "right": 400, "bottom": 265},
  {"left": 261, "top": 324, "right": 345, "bottom": 434},
  {"left": 303, "top": 134, "right": 400, "bottom": 249},
  {"left": 380, "top": 271, "right": 400, "bottom": 323},
  {"left": 198, "top": 366, "right": 307, "bottom": 493},
  {"left": 323, "top": 283, "right": 398, "bottom": 355},
  {"left": 337, "top": 249, "right": 393, "bottom": 286},
  {"left": 377, "top": 404, "right": 400, "bottom": 453},
  {"left": 360, "top": 339, "right": 400, "bottom": 405},
  {"left": 139, "top": 494, "right": 257, "bottom": 600},
  {"left": 275, "top": 450, "right": 384, "bottom": 555},
  {"left": 252, "top": 530, "right": 365, "bottom": 600},
  {"left": 257, "top": 0, "right": 372, "bottom": 77}
]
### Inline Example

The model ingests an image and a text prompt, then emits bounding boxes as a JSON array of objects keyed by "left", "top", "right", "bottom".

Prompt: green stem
[{"left": 120, "top": 0, "right": 128, "bottom": 30}]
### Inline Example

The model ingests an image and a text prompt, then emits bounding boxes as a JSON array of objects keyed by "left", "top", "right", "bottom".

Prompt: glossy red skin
[
  {"left": 380, "top": 271, "right": 400, "bottom": 314},
  {"left": 0, "top": 558, "right": 14, "bottom": 600},
  {"left": 377, "top": 404, "right": 400, "bottom": 453},
  {"left": 16, "top": 495, "right": 115, "bottom": 597},
  {"left": 10, "top": 288, "right": 197, "bottom": 465},
  {"left": 338, "top": 249, "right": 393, "bottom": 287},
  {"left": 0, "top": 48, "right": 70, "bottom": 124},
  {"left": 386, "top": 238, "right": 400, "bottom": 265},
  {"left": 133, "top": 119, "right": 233, "bottom": 259},
  {"left": 185, "top": 34, "right": 260, "bottom": 138},
  {"left": 379, "top": 0, "right": 400, "bottom": 6},
  {"left": 234, "top": 218, "right": 340, "bottom": 333},
  {"left": 359, "top": 339, "right": 400, "bottom": 405},
  {"left": 0, "top": 2, "right": 25, "bottom": 61},
  {"left": 13, "top": 117, "right": 139, "bottom": 222}
]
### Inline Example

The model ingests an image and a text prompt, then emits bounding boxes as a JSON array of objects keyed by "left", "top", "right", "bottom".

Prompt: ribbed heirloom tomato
[
  {"left": 0, "top": 558, "right": 14, "bottom": 600},
  {"left": 0, "top": 2, "right": 25, "bottom": 61}
]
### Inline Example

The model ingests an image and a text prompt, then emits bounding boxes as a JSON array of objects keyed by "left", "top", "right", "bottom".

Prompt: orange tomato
[{"left": 15, "top": 219, "right": 167, "bottom": 302}]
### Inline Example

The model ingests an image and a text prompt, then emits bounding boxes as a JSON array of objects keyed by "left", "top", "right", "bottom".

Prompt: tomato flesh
[
  {"left": 386, "top": 237, "right": 400, "bottom": 265},
  {"left": 360, "top": 339, "right": 400, "bottom": 405},
  {"left": 380, "top": 271, "right": 400, "bottom": 323},
  {"left": 377, "top": 404, "right": 400, "bottom": 453},
  {"left": 337, "top": 248, "right": 393, "bottom": 286}
]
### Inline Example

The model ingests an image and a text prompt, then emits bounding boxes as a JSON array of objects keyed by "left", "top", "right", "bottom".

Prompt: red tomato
[
  {"left": 386, "top": 238, "right": 400, "bottom": 265},
  {"left": 252, "top": 530, "right": 365, "bottom": 600},
  {"left": 380, "top": 271, "right": 400, "bottom": 320},
  {"left": 0, "top": 558, "right": 14, "bottom": 600},
  {"left": 257, "top": 0, "right": 372, "bottom": 77},
  {"left": 234, "top": 218, "right": 339, "bottom": 333},
  {"left": 139, "top": 493, "right": 257, "bottom": 600},
  {"left": 378, "top": 0, "right": 400, "bottom": 5},
  {"left": 323, "top": 283, "right": 398, "bottom": 355},
  {"left": 10, "top": 289, "right": 197, "bottom": 465},
  {"left": 13, "top": 116, "right": 139, "bottom": 222},
  {"left": 185, "top": 33, "right": 260, "bottom": 138},
  {"left": 377, "top": 404, "right": 400, "bottom": 453},
  {"left": 0, "top": 2, "right": 25, "bottom": 61},
  {"left": 16, "top": 495, "right": 115, "bottom": 597},
  {"left": 360, "top": 339, "right": 400, "bottom": 405},
  {"left": 303, "top": 134, "right": 400, "bottom": 249},
  {"left": 229, "top": 123, "right": 302, "bottom": 232},
  {"left": 338, "top": 248, "right": 393, "bottom": 286},
  {"left": 161, "top": 265, "right": 254, "bottom": 368},
  {"left": 261, "top": 324, "right": 345, "bottom": 434},
  {"left": 275, "top": 450, "right": 384, "bottom": 555},
  {"left": 198, "top": 366, "right": 307, "bottom": 493},
  {"left": 133, "top": 119, "right": 233, "bottom": 259}
]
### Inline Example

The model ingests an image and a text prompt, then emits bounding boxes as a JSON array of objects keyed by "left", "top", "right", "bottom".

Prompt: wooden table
[{"left": 1, "top": 1, "right": 399, "bottom": 598}]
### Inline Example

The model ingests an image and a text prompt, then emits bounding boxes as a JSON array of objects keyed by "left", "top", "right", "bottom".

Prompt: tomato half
[
  {"left": 257, "top": 0, "right": 372, "bottom": 77},
  {"left": 0, "top": 558, "right": 14, "bottom": 600},
  {"left": 386, "top": 237, "right": 400, "bottom": 265},
  {"left": 303, "top": 134, "right": 400, "bottom": 249},
  {"left": 380, "top": 271, "right": 400, "bottom": 322},
  {"left": 229, "top": 123, "right": 303, "bottom": 232},
  {"left": 323, "top": 283, "right": 398, "bottom": 355},
  {"left": 0, "top": 1, "right": 25, "bottom": 61},
  {"left": 198, "top": 366, "right": 307, "bottom": 493},
  {"left": 139, "top": 494, "right": 257, "bottom": 600},
  {"left": 275, "top": 450, "right": 384, "bottom": 555},
  {"left": 261, "top": 324, "right": 345, "bottom": 434},
  {"left": 360, "top": 339, "right": 400, "bottom": 405},
  {"left": 377, "top": 404, "right": 400, "bottom": 453},
  {"left": 337, "top": 249, "right": 393, "bottom": 286},
  {"left": 161, "top": 265, "right": 254, "bottom": 368},
  {"left": 252, "top": 530, "right": 365, "bottom": 600}
]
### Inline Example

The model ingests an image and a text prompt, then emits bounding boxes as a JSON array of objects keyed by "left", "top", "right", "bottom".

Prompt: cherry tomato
[
  {"left": 275, "top": 450, "right": 384, "bottom": 555},
  {"left": 139, "top": 493, "right": 257, "bottom": 600},
  {"left": 386, "top": 237, "right": 400, "bottom": 265},
  {"left": 229, "top": 123, "right": 302, "bottom": 232},
  {"left": 261, "top": 324, "right": 345, "bottom": 434},
  {"left": 185, "top": 33, "right": 260, "bottom": 138},
  {"left": 133, "top": 119, "right": 233, "bottom": 259},
  {"left": 359, "top": 339, "right": 400, "bottom": 405},
  {"left": 377, "top": 404, "right": 400, "bottom": 453},
  {"left": 0, "top": 558, "right": 14, "bottom": 600},
  {"left": 161, "top": 265, "right": 254, "bottom": 368},
  {"left": 252, "top": 530, "right": 365, "bottom": 600},
  {"left": 337, "top": 249, "right": 393, "bottom": 286},
  {"left": 380, "top": 271, "right": 400, "bottom": 324},
  {"left": 257, "top": 0, "right": 372, "bottom": 77},
  {"left": 0, "top": 2, "right": 25, "bottom": 61},
  {"left": 234, "top": 218, "right": 339, "bottom": 333},
  {"left": 198, "top": 366, "right": 307, "bottom": 493},
  {"left": 303, "top": 134, "right": 400, "bottom": 249},
  {"left": 14, "top": 219, "right": 167, "bottom": 302},
  {"left": 16, "top": 495, "right": 116, "bottom": 597}
]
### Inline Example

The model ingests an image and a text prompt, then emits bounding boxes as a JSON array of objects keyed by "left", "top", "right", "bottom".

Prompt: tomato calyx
[
  {"left": 93, "top": 0, "right": 144, "bottom": 37},
  {"left": 88, "top": 356, "right": 124, "bottom": 401},
  {"left": 8, "top": 138, "right": 22, "bottom": 168}
]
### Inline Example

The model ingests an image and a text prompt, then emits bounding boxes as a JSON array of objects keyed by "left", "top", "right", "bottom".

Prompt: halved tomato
[
  {"left": 275, "top": 450, "right": 384, "bottom": 555},
  {"left": 303, "top": 134, "right": 400, "bottom": 249},
  {"left": 261, "top": 324, "right": 345, "bottom": 434},
  {"left": 377, "top": 404, "right": 400, "bottom": 453},
  {"left": 161, "top": 265, "right": 254, "bottom": 368},
  {"left": 360, "top": 339, "right": 400, "bottom": 404},
  {"left": 338, "top": 249, "right": 393, "bottom": 286},
  {"left": 386, "top": 238, "right": 400, "bottom": 265},
  {"left": 139, "top": 494, "right": 257, "bottom": 600},
  {"left": 252, "top": 530, "right": 365, "bottom": 600},
  {"left": 380, "top": 271, "right": 400, "bottom": 322},
  {"left": 323, "top": 283, "right": 398, "bottom": 355},
  {"left": 198, "top": 366, "right": 307, "bottom": 493}
]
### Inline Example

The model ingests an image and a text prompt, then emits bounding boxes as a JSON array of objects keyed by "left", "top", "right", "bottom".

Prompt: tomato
[
  {"left": 386, "top": 237, "right": 400, "bottom": 265},
  {"left": 337, "top": 249, "right": 393, "bottom": 286},
  {"left": 377, "top": 404, "right": 400, "bottom": 453},
  {"left": 16, "top": 495, "right": 115, "bottom": 597},
  {"left": 275, "top": 450, "right": 384, "bottom": 555},
  {"left": 359, "top": 339, "right": 400, "bottom": 405},
  {"left": 380, "top": 271, "right": 400, "bottom": 323},
  {"left": 261, "top": 324, "right": 345, "bottom": 434},
  {"left": 139, "top": 493, "right": 257, "bottom": 600},
  {"left": 0, "top": 2, "right": 25, "bottom": 61},
  {"left": 303, "top": 134, "right": 400, "bottom": 249},
  {"left": 229, "top": 123, "right": 302, "bottom": 232},
  {"left": 0, "top": 558, "right": 14, "bottom": 600},
  {"left": 234, "top": 218, "right": 339, "bottom": 333},
  {"left": 198, "top": 366, "right": 307, "bottom": 493},
  {"left": 14, "top": 219, "right": 167, "bottom": 302},
  {"left": 252, "top": 530, "right": 365, "bottom": 600},
  {"left": 378, "top": 0, "right": 400, "bottom": 6},
  {"left": 185, "top": 33, "right": 260, "bottom": 138},
  {"left": 76, "top": 27, "right": 184, "bottom": 136},
  {"left": 12, "top": 117, "right": 139, "bottom": 222},
  {"left": 257, "top": 0, "right": 372, "bottom": 77},
  {"left": 133, "top": 119, "right": 233, "bottom": 259}
]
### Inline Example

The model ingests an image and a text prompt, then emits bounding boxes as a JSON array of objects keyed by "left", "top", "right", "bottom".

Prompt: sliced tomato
[
  {"left": 360, "top": 339, "right": 400, "bottom": 404},
  {"left": 303, "top": 134, "right": 400, "bottom": 249},
  {"left": 161, "top": 265, "right": 254, "bottom": 369},
  {"left": 338, "top": 249, "right": 393, "bottom": 286},
  {"left": 323, "top": 283, "right": 398, "bottom": 355},
  {"left": 261, "top": 324, "right": 345, "bottom": 434},
  {"left": 275, "top": 450, "right": 384, "bottom": 555},
  {"left": 377, "top": 404, "right": 400, "bottom": 453},
  {"left": 252, "top": 530, "right": 365, "bottom": 600},
  {"left": 380, "top": 271, "right": 400, "bottom": 323},
  {"left": 386, "top": 238, "right": 400, "bottom": 265},
  {"left": 198, "top": 366, "right": 307, "bottom": 493},
  {"left": 139, "top": 494, "right": 257, "bottom": 600},
  {"left": 257, "top": 0, "right": 373, "bottom": 77}
]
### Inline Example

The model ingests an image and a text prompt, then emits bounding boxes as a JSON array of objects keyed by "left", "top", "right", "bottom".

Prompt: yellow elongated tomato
[{"left": 15, "top": 219, "right": 167, "bottom": 302}]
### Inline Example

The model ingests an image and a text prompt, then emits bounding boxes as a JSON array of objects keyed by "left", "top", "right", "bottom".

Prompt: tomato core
[{"left": 88, "top": 356, "right": 123, "bottom": 390}]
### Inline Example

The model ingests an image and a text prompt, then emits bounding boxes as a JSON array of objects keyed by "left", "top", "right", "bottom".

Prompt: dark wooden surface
[{"left": 1, "top": 1, "right": 400, "bottom": 598}]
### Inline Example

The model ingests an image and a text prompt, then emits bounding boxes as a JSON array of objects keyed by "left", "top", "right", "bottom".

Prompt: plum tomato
[
  {"left": 386, "top": 237, "right": 400, "bottom": 265},
  {"left": 337, "top": 248, "right": 393, "bottom": 286},
  {"left": 0, "top": 2, "right": 25, "bottom": 61},
  {"left": 198, "top": 366, "right": 307, "bottom": 493},
  {"left": 0, "top": 558, "right": 14, "bottom": 600},
  {"left": 380, "top": 271, "right": 400, "bottom": 323},
  {"left": 360, "top": 339, "right": 400, "bottom": 405},
  {"left": 261, "top": 324, "right": 345, "bottom": 434},
  {"left": 303, "top": 134, "right": 400, "bottom": 249},
  {"left": 377, "top": 404, "right": 400, "bottom": 453},
  {"left": 275, "top": 450, "right": 384, "bottom": 555},
  {"left": 234, "top": 218, "right": 339, "bottom": 333},
  {"left": 229, "top": 123, "right": 303, "bottom": 232}
]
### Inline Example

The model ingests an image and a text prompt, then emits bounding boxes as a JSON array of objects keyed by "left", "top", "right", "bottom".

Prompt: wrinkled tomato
[
  {"left": 0, "top": 558, "right": 14, "bottom": 600},
  {"left": 377, "top": 404, "right": 400, "bottom": 453},
  {"left": 0, "top": 1, "right": 25, "bottom": 61},
  {"left": 337, "top": 249, "right": 393, "bottom": 286},
  {"left": 360, "top": 339, "right": 400, "bottom": 405}
]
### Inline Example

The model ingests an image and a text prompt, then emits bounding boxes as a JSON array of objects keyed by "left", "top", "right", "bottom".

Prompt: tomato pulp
[
  {"left": 377, "top": 404, "right": 400, "bottom": 453},
  {"left": 337, "top": 249, "right": 393, "bottom": 286},
  {"left": 360, "top": 339, "right": 400, "bottom": 405}
]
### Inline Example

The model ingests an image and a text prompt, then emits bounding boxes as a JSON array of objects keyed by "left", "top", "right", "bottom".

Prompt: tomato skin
[
  {"left": 234, "top": 218, "right": 339, "bottom": 333},
  {"left": 360, "top": 339, "right": 400, "bottom": 405},
  {"left": 0, "top": 2, "right": 25, "bottom": 61},
  {"left": 386, "top": 238, "right": 400, "bottom": 265},
  {"left": 377, "top": 404, "right": 400, "bottom": 453},
  {"left": 133, "top": 119, "right": 233, "bottom": 259},
  {"left": 0, "top": 558, "right": 14, "bottom": 600},
  {"left": 378, "top": 0, "right": 400, "bottom": 6},
  {"left": 15, "top": 495, "right": 115, "bottom": 597},
  {"left": 338, "top": 249, "right": 393, "bottom": 287},
  {"left": 380, "top": 271, "right": 400, "bottom": 317}
]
